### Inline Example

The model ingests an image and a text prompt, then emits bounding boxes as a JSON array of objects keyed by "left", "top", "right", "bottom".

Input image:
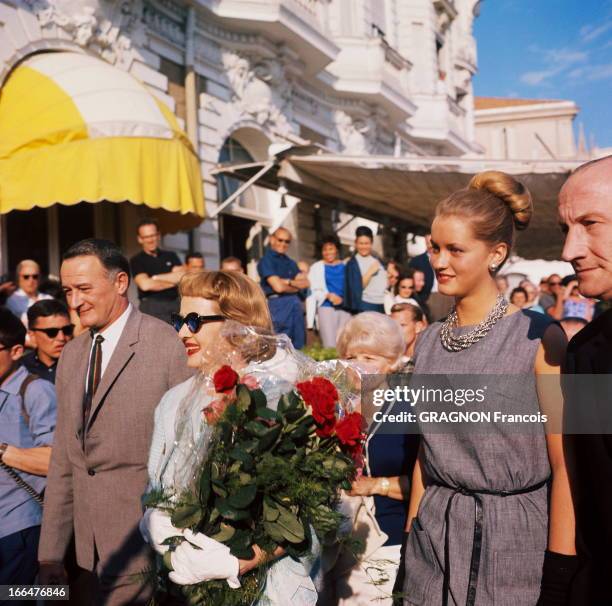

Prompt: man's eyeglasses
[
  {"left": 31, "top": 325, "right": 74, "bottom": 338},
  {"left": 171, "top": 313, "right": 225, "bottom": 334},
  {"left": 548, "top": 281, "right": 562, "bottom": 286},
  {"left": 21, "top": 274, "right": 39, "bottom": 280}
]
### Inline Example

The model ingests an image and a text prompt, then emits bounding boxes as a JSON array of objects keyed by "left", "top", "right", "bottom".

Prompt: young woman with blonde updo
[{"left": 401, "top": 172, "right": 577, "bottom": 605}]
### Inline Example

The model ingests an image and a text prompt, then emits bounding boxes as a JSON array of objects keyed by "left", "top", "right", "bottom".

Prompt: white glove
[
  {"left": 139, "top": 508, "right": 183, "bottom": 555},
  {"left": 169, "top": 529, "right": 241, "bottom": 588}
]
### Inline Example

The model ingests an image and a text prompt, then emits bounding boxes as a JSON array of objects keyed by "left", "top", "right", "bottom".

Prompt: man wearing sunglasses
[
  {"left": 257, "top": 227, "right": 309, "bottom": 349},
  {"left": 0, "top": 307, "right": 56, "bottom": 590},
  {"left": 6, "top": 260, "right": 52, "bottom": 325},
  {"left": 22, "top": 299, "right": 73, "bottom": 384}
]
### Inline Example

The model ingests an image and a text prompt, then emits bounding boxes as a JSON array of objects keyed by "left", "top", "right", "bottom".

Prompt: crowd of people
[{"left": 0, "top": 154, "right": 610, "bottom": 606}]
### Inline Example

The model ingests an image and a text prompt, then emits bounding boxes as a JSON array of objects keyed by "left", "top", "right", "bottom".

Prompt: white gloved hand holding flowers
[
  {"left": 169, "top": 529, "right": 241, "bottom": 588},
  {"left": 139, "top": 508, "right": 183, "bottom": 555}
]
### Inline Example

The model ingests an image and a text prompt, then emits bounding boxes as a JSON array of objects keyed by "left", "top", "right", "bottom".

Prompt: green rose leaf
[
  {"left": 250, "top": 389, "right": 267, "bottom": 410},
  {"left": 229, "top": 447, "right": 254, "bottom": 469},
  {"left": 256, "top": 425, "right": 282, "bottom": 452},
  {"left": 227, "top": 529, "right": 255, "bottom": 559},
  {"left": 228, "top": 484, "right": 257, "bottom": 509},
  {"left": 241, "top": 438, "right": 258, "bottom": 453},
  {"left": 263, "top": 497, "right": 280, "bottom": 522},
  {"left": 278, "top": 392, "right": 300, "bottom": 414},
  {"left": 275, "top": 504, "right": 305, "bottom": 543},
  {"left": 171, "top": 504, "right": 202, "bottom": 529},
  {"left": 199, "top": 469, "right": 211, "bottom": 504},
  {"left": 256, "top": 407, "right": 278, "bottom": 421},
  {"left": 238, "top": 472, "right": 253, "bottom": 485},
  {"left": 284, "top": 408, "right": 307, "bottom": 423},
  {"left": 212, "top": 479, "right": 228, "bottom": 498},
  {"left": 236, "top": 385, "right": 252, "bottom": 413},
  {"left": 210, "top": 522, "right": 236, "bottom": 543},
  {"left": 263, "top": 520, "right": 286, "bottom": 543},
  {"left": 162, "top": 549, "right": 174, "bottom": 572},
  {"left": 217, "top": 499, "right": 250, "bottom": 521},
  {"left": 244, "top": 420, "right": 269, "bottom": 438}
]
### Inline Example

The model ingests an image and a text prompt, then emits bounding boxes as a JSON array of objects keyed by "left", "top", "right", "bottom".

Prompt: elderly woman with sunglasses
[{"left": 140, "top": 270, "right": 319, "bottom": 606}]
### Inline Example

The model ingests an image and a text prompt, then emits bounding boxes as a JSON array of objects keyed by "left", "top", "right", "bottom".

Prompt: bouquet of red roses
[{"left": 145, "top": 365, "right": 365, "bottom": 605}]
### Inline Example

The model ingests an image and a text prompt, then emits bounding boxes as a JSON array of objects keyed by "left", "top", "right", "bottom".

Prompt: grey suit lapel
[{"left": 86, "top": 308, "right": 141, "bottom": 432}]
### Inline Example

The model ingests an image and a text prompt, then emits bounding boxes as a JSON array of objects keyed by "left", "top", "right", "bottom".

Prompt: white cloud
[
  {"left": 521, "top": 70, "right": 557, "bottom": 85},
  {"left": 569, "top": 63, "right": 612, "bottom": 81},
  {"left": 580, "top": 20, "right": 612, "bottom": 43},
  {"left": 543, "top": 48, "right": 589, "bottom": 65},
  {"left": 520, "top": 47, "right": 589, "bottom": 86}
]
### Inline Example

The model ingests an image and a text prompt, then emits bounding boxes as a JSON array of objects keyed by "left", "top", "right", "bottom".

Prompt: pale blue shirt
[{"left": 0, "top": 365, "right": 56, "bottom": 539}]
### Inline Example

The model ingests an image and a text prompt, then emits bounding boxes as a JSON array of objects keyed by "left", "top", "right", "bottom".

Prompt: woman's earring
[{"left": 489, "top": 264, "right": 497, "bottom": 272}]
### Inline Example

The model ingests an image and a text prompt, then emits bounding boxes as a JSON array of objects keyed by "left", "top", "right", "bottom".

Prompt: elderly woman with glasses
[
  {"left": 320, "top": 312, "right": 419, "bottom": 606},
  {"left": 140, "top": 270, "right": 319, "bottom": 605}
]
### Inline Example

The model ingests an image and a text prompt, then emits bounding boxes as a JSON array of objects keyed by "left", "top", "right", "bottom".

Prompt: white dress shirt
[{"left": 86, "top": 304, "right": 132, "bottom": 390}]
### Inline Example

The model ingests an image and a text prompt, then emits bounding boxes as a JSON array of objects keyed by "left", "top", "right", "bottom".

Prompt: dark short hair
[
  {"left": 355, "top": 226, "right": 374, "bottom": 241},
  {"left": 186, "top": 252, "right": 204, "bottom": 262},
  {"left": 390, "top": 302, "right": 424, "bottom": 322},
  {"left": 27, "top": 299, "right": 70, "bottom": 328},
  {"left": 137, "top": 218, "right": 159, "bottom": 233},
  {"left": 321, "top": 235, "right": 341, "bottom": 249},
  {"left": 63, "top": 239, "right": 131, "bottom": 283},
  {"left": 394, "top": 270, "right": 416, "bottom": 296},
  {"left": 221, "top": 256, "right": 242, "bottom": 268},
  {"left": 0, "top": 307, "right": 26, "bottom": 348},
  {"left": 510, "top": 287, "right": 527, "bottom": 300}
]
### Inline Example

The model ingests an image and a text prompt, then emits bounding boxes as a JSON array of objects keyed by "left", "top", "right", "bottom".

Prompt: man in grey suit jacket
[{"left": 38, "top": 239, "right": 192, "bottom": 605}]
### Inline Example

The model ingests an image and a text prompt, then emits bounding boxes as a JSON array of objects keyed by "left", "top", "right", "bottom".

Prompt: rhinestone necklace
[{"left": 440, "top": 294, "right": 509, "bottom": 352}]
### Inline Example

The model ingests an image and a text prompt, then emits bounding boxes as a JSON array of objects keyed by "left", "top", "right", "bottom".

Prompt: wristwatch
[
  {"left": 379, "top": 477, "right": 390, "bottom": 497},
  {"left": 0, "top": 442, "right": 8, "bottom": 462}
]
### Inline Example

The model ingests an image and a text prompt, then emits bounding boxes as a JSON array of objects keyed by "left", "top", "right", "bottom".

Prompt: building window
[
  {"left": 159, "top": 58, "right": 186, "bottom": 121},
  {"left": 217, "top": 138, "right": 258, "bottom": 211}
]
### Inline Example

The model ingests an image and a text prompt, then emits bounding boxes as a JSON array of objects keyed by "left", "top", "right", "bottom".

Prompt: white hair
[
  {"left": 336, "top": 312, "right": 405, "bottom": 367},
  {"left": 16, "top": 259, "right": 40, "bottom": 275}
]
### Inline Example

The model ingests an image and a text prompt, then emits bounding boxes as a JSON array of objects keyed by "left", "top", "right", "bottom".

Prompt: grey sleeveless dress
[{"left": 403, "top": 310, "right": 553, "bottom": 606}]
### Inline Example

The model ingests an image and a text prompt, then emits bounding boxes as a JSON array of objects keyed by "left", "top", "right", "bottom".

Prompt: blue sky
[{"left": 473, "top": 0, "right": 612, "bottom": 148}]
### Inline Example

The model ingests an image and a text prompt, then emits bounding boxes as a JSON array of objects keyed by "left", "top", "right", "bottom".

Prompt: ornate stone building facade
[{"left": 0, "top": 0, "right": 482, "bottom": 275}]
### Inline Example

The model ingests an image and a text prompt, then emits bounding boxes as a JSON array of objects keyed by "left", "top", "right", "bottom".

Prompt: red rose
[
  {"left": 296, "top": 377, "right": 338, "bottom": 426},
  {"left": 335, "top": 412, "right": 366, "bottom": 447},
  {"left": 315, "top": 417, "right": 336, "bottom": 438},
  {"left": 213, "top": 365, "right": 239, "bottom": 393}
]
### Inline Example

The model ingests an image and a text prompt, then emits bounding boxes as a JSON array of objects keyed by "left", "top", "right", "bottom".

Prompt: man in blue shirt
[
  {"left": 0, "top": 307, "right": 56, "bottom": 587},
  {"left": 257, "top": 228, "right": 309, "bottom": 349}
]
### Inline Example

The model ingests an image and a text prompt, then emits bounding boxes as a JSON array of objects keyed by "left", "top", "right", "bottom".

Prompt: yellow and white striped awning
[{"left": 0, "top": 51, "right": 204, "bottom": 229}]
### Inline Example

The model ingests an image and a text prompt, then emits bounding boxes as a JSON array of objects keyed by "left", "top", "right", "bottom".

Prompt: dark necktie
[{"left": 82, "top": 334, "right": 104, "bottom": 441}]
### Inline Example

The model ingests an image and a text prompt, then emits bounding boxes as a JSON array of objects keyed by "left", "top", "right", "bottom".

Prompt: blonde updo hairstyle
[
  {"left": 179, "top": 270, "right": 274, "bottom": 362},
  {"left": 435, "top": 171, "right": 532, "bottom": 271}
]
